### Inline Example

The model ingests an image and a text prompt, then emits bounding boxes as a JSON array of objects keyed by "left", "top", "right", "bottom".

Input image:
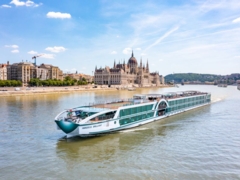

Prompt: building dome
[
  {"left": 128, "top": 57, "right": 137, "bottom": 64},
  {"left": 127, "top": 51, "right": 138, "bottom": 65}
]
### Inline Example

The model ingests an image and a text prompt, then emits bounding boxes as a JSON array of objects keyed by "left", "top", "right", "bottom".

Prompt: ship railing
[
  {"left": 56, "top": 116, "right": 65, "bottom": 121},
  {"left": 55, "top": 111, "right": 68, "bottom": 121},
  {"left": 88, "top": 98, "right": 130, "bottom": 106}
]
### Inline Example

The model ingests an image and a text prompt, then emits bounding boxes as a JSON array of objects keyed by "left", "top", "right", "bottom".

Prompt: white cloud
[
  {"left": 11, "top": 45, "right": 18, "bottom": 48},
  {"left": 159, "top": 59, "right": 163, "bottom": 62},
  {"left": 123, "top": 47, "right": 131, "bottom": 54},
  {"left": 10, "top": 0, "right": 41, "bottom": 7},
  {"left": 1, "top": 4, "right": 11, "bottom": 8},
  {"left": 5, "top": 45, "right": 19, "bottom": 48},
  {"left": 111, "top": 51, "right": 117, "bottom": 54},
  {"left": 11, "top": 49, "right": 19, "bottom": 53},
  {"left": 10, "top": 0, "right": 25, "bottom": 6},
  {"left": 26, "top": 0, "right": 35, "bottom": 6},
  {"left": 144, "top": 26, "right": 179, "bottom": 52},
  {"left": 28, "top": 50, "right": 37, "bottom": 54},
  {"left": 232, "top": 17, "right": 240, "bottom": 23},
  {"left": 45, "top": 46, "right": 66, "bottom": 53},
  {"left": 141, "top": 53, "right": 147, "bottom": 56},
  {"left": 46, "top": 12, "right": 71, "bottom": 19},
  {"left": 135, "top": 48, "right": 141, "bottom": 50},
  {"left": 34, "top": 3, "right": 42, "bottom": 7},
  {"left": 41, "top": 54, "right": 55, "bottom": 59}
]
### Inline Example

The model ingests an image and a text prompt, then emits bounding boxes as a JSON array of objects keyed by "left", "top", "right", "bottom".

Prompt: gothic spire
[
  {"left": 146, "top": 59, "right": 149, "bottom": 72},
  {"left": 131, "top": 50, "right": 134, "bottom": 57},
  {"left": 114, "top": 60, "right": 116, "bottom": 68}
]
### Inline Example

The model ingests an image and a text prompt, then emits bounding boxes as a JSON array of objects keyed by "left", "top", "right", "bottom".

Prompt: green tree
[{"left": 64, "top": 76, "right": 71, "bottom": 81}]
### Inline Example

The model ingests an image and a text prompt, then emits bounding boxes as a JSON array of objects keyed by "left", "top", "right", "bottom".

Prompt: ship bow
[{"left": 55, "top": 120, "right": 79, "bottom": 134}]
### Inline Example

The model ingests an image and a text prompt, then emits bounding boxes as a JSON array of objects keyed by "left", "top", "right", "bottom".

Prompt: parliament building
[{"left": 94, "top": 51, "right": 164, "bottom": 87}]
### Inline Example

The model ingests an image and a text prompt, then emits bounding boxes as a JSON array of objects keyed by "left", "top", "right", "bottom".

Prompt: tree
[
  {"left": 73, "top": 78, "right": 77, "bottom": 83},
  {"left": 64, "top": 76, "right": 71, "bottom": 81},
  {"left": 0, "top": 80, "right": 22, "bottom": 87}
]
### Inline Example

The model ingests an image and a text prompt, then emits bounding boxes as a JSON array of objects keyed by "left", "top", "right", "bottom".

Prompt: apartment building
[
  {"left": 7, "top": 61, "right": 63, "bottom": 84},
  {"left": 0, "top": 64, "right": 7, "bottom": 80}
]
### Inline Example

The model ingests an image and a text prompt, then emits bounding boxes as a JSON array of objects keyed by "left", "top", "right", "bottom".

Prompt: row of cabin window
[
  {"left": 90, "top": 111, "right": 116, "bottom": 121},
  {"left": 119, "top": 104, "right": 153, "bottom": 117},
  {"left": 168, "top": 96, "right": 206, "bottom": 106},
  {"left": 119, "top": 112, "right": 154, "bottom": 125},
  {"left": 167, "top": 100, "right": 207, "bottom": 112},
  {"left": 169, "top": 98, "right": 207, "bottom": 108}
]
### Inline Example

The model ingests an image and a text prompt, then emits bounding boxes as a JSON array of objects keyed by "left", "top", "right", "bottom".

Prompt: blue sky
[{"left": 1, "top": 0, "right": 240, "bottom": 76}]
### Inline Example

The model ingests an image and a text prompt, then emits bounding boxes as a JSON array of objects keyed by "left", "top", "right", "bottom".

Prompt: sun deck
[
  {"left": 162, "top": 91, "right": 209, "bottom": 100},
  {"left": 90, "top": 91, "right": 209, "bottom": 110}
]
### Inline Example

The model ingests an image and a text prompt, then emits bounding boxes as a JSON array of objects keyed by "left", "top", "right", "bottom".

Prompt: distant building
[
  {"left": 63, "top": 72, "right": 93, "bottom": 82},
  {"left": 79, "top": 73, "right": 93, "bottom": 82},
  {"left": 0, "top": 63, "right": 7, "bottom": 80},
  {"left": 63, "top": 72, "right": 80, "bottom": 80},
  {"left": 7, "top": 61, "right": 63, "bottom": 85},
  {"left": 7, "top": 62, "right": 36, "bottom": 84},
  {"left": 159, "top": 75, "right": 165, "bottom": 84},
  {"left": 38, "top": 63, "right": 63, "bottom": 80},
  {"left": 35, "top": 66, "right": 49, "bottom": 80},
  {"left": 94, "top": 51, "right": 164, "bottom": 86}
]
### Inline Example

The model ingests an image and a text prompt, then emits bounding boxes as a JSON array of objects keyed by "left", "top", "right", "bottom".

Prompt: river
[{"left": 0, "top": 85, "right": 240, "bottom": 179}]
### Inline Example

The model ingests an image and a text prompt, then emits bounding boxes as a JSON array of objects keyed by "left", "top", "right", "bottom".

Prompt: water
[{"left": 0, "top": 85, "right": 240, "bottom": 179}]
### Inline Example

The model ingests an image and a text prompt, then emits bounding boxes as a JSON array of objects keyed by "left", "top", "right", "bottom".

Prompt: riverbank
[{"left": 0, "top": 84, "right": 171, "bottom": 97}]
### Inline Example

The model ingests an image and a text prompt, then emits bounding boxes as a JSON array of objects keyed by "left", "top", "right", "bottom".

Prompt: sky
[{"left": 1, "top": 0, "right": 240, "bottom": 76}]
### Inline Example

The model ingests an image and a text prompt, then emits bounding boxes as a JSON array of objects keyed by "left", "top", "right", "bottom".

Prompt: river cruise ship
[{"left": 55, "top": 91, "right": 211, "bottom": 138}]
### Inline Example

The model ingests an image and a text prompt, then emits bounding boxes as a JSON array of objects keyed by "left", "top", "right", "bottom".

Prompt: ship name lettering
[
  {"left": 93, "top": 124, "right": 102, "bottom": 128},
  {"left": 82, "top": 126, "right": 92, "bottom": 129}
]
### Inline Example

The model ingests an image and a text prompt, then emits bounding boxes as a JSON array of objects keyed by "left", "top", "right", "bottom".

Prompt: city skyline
[{"left": 1, "top": 0, "right": 240, "bottom": 76}]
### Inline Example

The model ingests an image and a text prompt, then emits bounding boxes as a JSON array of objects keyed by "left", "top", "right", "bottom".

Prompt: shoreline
[{"left": 0, "top": 85, "right": 171, "bottom": 97}]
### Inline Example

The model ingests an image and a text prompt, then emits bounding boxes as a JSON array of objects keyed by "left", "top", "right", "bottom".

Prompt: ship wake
[
  {"left": 212, "top": 98, "right": 222, "bottom": 103},
  {"left": 120, "top": 127, "right": 149, "bottom": 133}
]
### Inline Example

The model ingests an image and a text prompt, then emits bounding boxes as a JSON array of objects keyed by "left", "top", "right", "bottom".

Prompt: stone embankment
[{"left": 0, "top": 84, "right": 170, "bottom": 97}]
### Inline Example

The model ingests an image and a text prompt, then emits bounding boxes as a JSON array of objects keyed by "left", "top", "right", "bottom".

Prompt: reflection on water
[
  {"left": 56, "top": 128, "right": 155, "bottom": 162},
  {"left": 1, "top": 85, "right": 240, "bottom": 179}
]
